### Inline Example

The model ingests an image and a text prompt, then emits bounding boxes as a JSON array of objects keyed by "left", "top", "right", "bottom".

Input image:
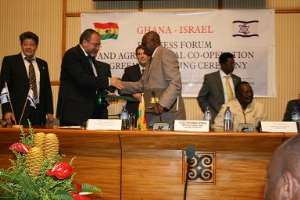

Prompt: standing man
[
  {"left": 121, "top": 45, "right": 151, "bottom": 119},
  {"left": 197, "top": 52, "right": 241, "bottom": 121},
  {"left": 0, "top": 31, "right": 53, "bottom": 126},
  {"left": 264, "top": 135, "right": 300, "bottom": 200},
  {"left": 57, "top": 29, "right": 117, "bottom": 126},
  {"left": 118, "top": 31, "right": 186, "bottom": 129}
]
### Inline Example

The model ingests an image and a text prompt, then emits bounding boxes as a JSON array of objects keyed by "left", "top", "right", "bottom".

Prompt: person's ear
[{"left": 281, "top": 171, "right": 296, "bottom": 200}]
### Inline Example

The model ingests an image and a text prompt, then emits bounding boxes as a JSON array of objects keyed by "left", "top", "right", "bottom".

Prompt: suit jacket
[
  {"left": 121, "top": 64, "right": 142, "bottom": 116},
  {"left": 283, "top": 99, "right": 300, "bottom": 121},
  {"left": 121, "top": 46, "right": 186, "bottom": 121},
  {"left": 0, "top": 53, "right": 53, "bottom": 125},
  {"left": 197, "top": 71, "right": 241, "bottom": 120},
  {"left": 57, "top": 45, "right": 111, "bottom": 126}
]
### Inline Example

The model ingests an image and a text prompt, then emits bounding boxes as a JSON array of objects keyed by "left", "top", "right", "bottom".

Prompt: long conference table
[{"left": 0, "top": 128, "right": 295, "bottom": 200}]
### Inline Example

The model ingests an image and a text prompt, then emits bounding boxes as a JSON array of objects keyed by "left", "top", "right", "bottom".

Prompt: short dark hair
[
  {"left": 235, "top": 81, "right": 252, "bottom": 96},
  {"left": 79, "top": 29, "right": 100, "bottom": 44},
  {"left": 135, "top": 45, "right": 145, "bottom": 55},
  {"left": 142, "top": 31, "right": 161, "bottom": 46},
  {"left": 219, "top": 52, "right": 234, "bottom": 64},
  {"left": 19, "top": 31, "right": 39, "bottom": 45}
]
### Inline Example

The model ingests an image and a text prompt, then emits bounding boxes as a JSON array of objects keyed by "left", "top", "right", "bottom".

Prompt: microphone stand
[
  {"left": 184, "top": 164, "right": 190, "bottom": 200},
  {"left": 184, "top": 146, "right": 195, "bottom": 200}
]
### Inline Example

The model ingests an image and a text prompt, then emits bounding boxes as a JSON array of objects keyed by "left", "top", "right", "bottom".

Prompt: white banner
[{"left": 81, "top": 10, "right": 275, "bottom": 97}]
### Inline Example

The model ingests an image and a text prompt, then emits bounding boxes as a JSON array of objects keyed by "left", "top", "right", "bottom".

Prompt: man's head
[
  {"left": 19, "top": 31, "right": 39, "bottom": 59},
  {"left": 265, "top": 135, "right": 300, "bottom": 200},
  {"left": 135, "top": 45, "right": 151, "bottom": 67},
  {"left": 236, "top": 81, "right": 254, "bottom": 109},
  {"left": 219, "top": 52, "right": 235, "bottom": 75},
  {"left": 141, "top": 31, "right": 161, "bottom": 56},
  {"left": 80, "top": 29, "right": 101, "bottom": 57}
]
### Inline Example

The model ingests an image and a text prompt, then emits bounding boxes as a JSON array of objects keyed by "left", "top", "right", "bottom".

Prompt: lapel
[
  {"left": 76, "top": 45, "right": 95, "bottom": 76},
  {"left": 36, "top": 59, "right": 43, "bottom": 74},
  {"left": 17, "top": 53, "right": 30, "bottom": 83},
  {"left": 94, "top": 61, "right": 103, "bottom": 77},
  {"left": 232, "top": 75, "right": 239, "bottom": 86},
  {"left": 134, "top": 64, "right": 142, "bottom": 79},
  {"left": 215, "top": 72, "right": 225, "bottom": 101},
  {"left": 145, "top": 46, "right": 162, "bottom": 83}
]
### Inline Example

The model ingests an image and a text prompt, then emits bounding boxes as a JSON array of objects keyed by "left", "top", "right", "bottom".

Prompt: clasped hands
[
  {"left": 153, "top": 103, "right": 165, "bottom": 115},
  {"left": 110, "top": 77, "right": 124, "bottom": 90},
  {"left": 110, "top": 77, "right": 165, "bottom": 115}
]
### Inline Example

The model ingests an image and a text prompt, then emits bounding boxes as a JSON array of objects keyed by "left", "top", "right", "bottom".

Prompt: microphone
[{"left": 186, "top": 145, "right": 195, "bottom": 165}]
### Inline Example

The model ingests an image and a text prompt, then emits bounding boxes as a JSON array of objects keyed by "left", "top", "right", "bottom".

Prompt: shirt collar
[
  {"left": 139, "top": 64, "right": 145, "bottom": 72},
  {"left": 21, "top": 52, "right": 36, "bottom": 61},
  {"left": 219, "top": 70, "right": 231, "bottom": 78},
  {"left": 80, "top": 45, "right": 89, "bottom": 57},
  {"left": 241, "top": 100, "right": 256, "bottom": 113},
  {"left": 151, "top": 46, "right": 159, "bottom": 58}
]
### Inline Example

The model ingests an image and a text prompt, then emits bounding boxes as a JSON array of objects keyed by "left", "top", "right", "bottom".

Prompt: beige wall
[{"left": 0, "top": 0, "right": 299, "bottom": 121}]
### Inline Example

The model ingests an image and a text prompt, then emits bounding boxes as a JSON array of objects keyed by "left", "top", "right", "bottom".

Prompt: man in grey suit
[
  {"left": 197, "top": 52, "right": 241, "bottom": 121},
  {"left": 117, "top": 31, "right": 186, "bottom": 129}
]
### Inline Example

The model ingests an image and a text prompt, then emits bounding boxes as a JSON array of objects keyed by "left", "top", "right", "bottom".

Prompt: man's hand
[
  {"left": 153, "top": 103, "right": 165, "bottom": 115},
  {"left": 3, "top": 112, "right": 16, "bottom": 125},
  {"left": 111, "top": 77, "right": 124, "bottom": 90},
  {"left": 132, "top": 93, "right": 142, "bottom": 101}
]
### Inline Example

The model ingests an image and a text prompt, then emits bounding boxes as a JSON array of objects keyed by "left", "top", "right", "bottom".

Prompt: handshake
[{"left": 110, "top": 77, "right": 124, "bottom": 90}]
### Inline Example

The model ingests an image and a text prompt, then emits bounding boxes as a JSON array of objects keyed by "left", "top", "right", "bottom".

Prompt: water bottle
[
  {"left": 224, "top": 106, "right": 233, "bottom": 132},
  {"left": 291, "top": 106, "right": 300, "bottom": 132},
  {"left": 203, "top": 107, "right": 212, "bottom": 130},
  {"left": 291, "top": 107, "right": 300, "bottom": 122},
  {"left": 120, "top": 106, "right": 129, "bottom": 130}
]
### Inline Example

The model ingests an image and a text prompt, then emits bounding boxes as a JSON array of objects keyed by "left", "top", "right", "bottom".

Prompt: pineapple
[
  {"left": 34, "top": 132, "right": 46, "bottom": 149},
  {"left": 44, "top": 133, "right": 59, "bottom": 161},
  {"left": 26, "top": 147, "right": 44, "bottom": 176}
]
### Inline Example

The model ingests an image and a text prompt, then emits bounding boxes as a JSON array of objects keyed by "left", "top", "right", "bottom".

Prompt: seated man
[
  {"left": 283, "top": 94, "right": 300, "bottom": 121},
  {"left": 213, "top": 81, "right": 266, "bottom": 132},
  {"left": 264, "top": 134, "right": 300, "bottom": 200}
]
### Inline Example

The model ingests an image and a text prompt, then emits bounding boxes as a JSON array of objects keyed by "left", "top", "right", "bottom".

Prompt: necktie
[
  {"left": 141, "top": 67, "right": 145, "bottom": 75},
  {"left": 25, "top": 57, "right": 38, "bottom": 100},
  {"left": 88, "top": 56, "right": 98, "bottom": 77},
  {"left": 224, "top": 75, "right": 234, "bottom": 102}
]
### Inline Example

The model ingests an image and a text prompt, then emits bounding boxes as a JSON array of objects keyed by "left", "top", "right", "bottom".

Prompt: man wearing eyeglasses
[{"left": 57, "top": 28, "right": 119, "bottom": 126}]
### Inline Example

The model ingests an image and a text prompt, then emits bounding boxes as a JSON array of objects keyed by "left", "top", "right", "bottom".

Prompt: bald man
[
  {"left": 118, "top": 31, "right": 186, "bottom": 129},
  {"left": 264, "top": 135, "right": 300, "bottom": 200}
]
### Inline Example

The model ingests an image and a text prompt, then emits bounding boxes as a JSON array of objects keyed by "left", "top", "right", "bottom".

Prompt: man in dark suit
[
  {"left": 0, "top": 31, "right": 53, "bottom": 126},
  {"left": 57, "top": 29, "right": 117, "bottom": 126},
  {"left": 197, "top": 52, "right": 241, "bottom": 121},
  {"left": 121, "top": 45, "right": 151, "bottom": 119},
  {"left": 283, "top": 95, "right": 300, "bottom": 121}
]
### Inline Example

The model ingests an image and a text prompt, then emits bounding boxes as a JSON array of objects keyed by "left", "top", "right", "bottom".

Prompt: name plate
[
  {"left": 261, "top": 121, "right": 298, "bottom": 133},
  {"left": 174, "top": 120, "right": 209, "bottom": 132},
  {"left": 86, "top": 119, "right": 122, "bottom": 130}
]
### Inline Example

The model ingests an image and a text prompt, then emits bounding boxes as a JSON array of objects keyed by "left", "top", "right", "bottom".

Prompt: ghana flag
[
  {"left": 137, "top": 93, "right": 147, "bottom": 131},
  {"left": 93, "top": 22, "right": 119, "bottom": 40}
]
